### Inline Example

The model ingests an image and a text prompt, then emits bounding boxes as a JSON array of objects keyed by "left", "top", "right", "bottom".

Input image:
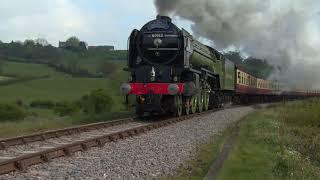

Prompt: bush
[
  {"left": 30, "top": 100, "right": 55, "bottom": 108},
  {"left": 96, "top": 61, "right": 117, "bottom": 77},
  {"left": 16, "top": 99, "right": 24, "bottom": 106},
  {"left": 82, "top": 89, "right": 113, "bottom": 114},
  {"left": 0, "top": 103, "right": 26, "bottom": 121},
  {"left": 54, "top": 101, "right": 79, "bottom": 116}
]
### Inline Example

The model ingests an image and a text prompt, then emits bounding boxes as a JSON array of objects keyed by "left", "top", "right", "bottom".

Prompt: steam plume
[{"left": 154, "top": 0, "right": 320, "bottom": 89}]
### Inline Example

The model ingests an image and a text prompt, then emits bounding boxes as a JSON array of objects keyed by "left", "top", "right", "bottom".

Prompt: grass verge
[
  {"left": 217, "top": 109, "right": 278, "bottom": 179},
  {"left": 168, "top": 99, "right": 320, "bottom": 179},
  {"left": 218, "top": 99, "right": 320, "bottom": 179}
]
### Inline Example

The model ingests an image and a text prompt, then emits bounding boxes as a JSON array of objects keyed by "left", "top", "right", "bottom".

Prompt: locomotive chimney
[{"left": 156, "top": 15, "right": 172, "bottom": 22}]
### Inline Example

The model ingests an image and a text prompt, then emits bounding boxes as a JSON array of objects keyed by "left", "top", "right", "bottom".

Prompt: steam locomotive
[{"left": 120, "top": 15, "right": 320, "bottom": 117}]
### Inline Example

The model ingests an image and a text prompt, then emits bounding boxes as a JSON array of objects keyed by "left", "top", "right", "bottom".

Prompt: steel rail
[
  {"left": 0, "top": 118, "right": 134, "bottom": 150},
  {"left": 0, "top": 109, "right": 218, "bottom": 175}
]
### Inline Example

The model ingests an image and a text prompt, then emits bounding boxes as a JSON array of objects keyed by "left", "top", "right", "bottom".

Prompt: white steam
[{"left": 154, "top": 0, "right": 320, "bottom": 89}]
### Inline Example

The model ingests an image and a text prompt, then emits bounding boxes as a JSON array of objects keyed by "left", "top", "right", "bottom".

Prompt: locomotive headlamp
[
  {"left": 120, "top": 83, "right": 131, "bottom": 94},
  {"left": 150, "top": 67, "right": 156, "bottom": 82},
  {"left": 173, "top": 76, "right": 178, "bottom": 82}
]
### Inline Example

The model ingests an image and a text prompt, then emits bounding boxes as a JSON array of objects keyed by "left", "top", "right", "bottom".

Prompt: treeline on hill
[
  {"left": 224, "top": 51, "right": 274, "bottom": 79},
  {"left": 0, "top": 38, "right": 273, "bottom": 79},
  {"left": 0, "top": 37, "right": 127, "bottom": 78}
]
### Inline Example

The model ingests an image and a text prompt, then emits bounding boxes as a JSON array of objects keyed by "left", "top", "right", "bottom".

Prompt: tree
[
  {"left": 35, "top": 38, "right": 50, "bottom": 46},
  {"left": 243, "top": 57, "right": 274, "bottom": 79},
  {"left": 66, "top": 58, "right": 80, "bottom": 73},
  {"left": 224, "top": 51, "right": 274, "bottom": 79},
  {"left": 224, "top": 51, "right": 244, "bottom": 65},
  {"left": 0, "top": 59, "right": 4, "bottom": 74},
  {"left": 24, "top": 39, "right": 35, "bottom": 46},
  {"left": 0, "top": 103, "right": 26, "bottom": 121},
  {"left": 82, "top": 89, "right": 113, "bottom": 114},
  {"left": 54, "top": 101, "right": 79, "bottom": 116},
  {"left": 66, "top": 36, "right": 80, "bottom": 48}
]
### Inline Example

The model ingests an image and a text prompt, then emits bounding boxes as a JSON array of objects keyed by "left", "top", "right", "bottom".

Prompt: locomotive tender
[{"left": 120, "top": 15, "right": 320, "bottom": 117}]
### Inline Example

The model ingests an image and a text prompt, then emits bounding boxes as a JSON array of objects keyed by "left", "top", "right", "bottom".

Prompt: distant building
[
  {"left": 59, "top": 41, "right": 88, "bottom": 50},
  {"left": 59, "top": 41, "right": 67, "bottom": 48},
  {"left": 88, "top": 45, "right": 114, "bottom": 51}
]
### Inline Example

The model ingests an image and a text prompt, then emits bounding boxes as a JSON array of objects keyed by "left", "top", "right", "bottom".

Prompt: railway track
[
  {"left": 0, "top": 118, "right": 134, "bottom": 150},
  {"left": 0, "top": 109, "right": 219, "bottom": 175}
]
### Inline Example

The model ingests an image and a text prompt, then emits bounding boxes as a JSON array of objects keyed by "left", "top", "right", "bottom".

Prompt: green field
[
  {"left": 0, "top": 60, "right": 127, "bottom": 105},
  {"left": 0, "top": 76, "right": 13, "bottom": 81},
  {"left": 0, "top": 58, "right": 130, "bottom": 138},
  {"left": 2, "top": 60, "right": 64, "bottom": 77}
]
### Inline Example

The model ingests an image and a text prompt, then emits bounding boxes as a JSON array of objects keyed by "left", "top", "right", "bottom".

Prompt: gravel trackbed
[{"left": 1, "top": 106, "right": 256, "bottom": 180}]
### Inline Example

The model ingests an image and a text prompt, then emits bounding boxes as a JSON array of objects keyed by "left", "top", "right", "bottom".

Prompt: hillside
[{"left": 0, "top": 44, "right": 130, "bottom": 137}]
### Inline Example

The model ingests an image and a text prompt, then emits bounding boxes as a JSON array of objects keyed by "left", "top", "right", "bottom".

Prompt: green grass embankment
[
  {"left": 169, "top": 99, "right": 320, "bottom": 179},
  {"left": 219, "top": 99, "right": 320, "bottom": 179}
]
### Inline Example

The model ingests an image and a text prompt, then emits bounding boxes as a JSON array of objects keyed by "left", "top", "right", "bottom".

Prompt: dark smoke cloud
[{"left": 154, "top": 0, "right": 320, "bottom": 89}]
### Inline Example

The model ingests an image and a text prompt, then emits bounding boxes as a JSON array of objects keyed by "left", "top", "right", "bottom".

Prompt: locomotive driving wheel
[
  {"left": 197, "top": 93, "right": 204, "bottom": 113},
  {"left": 203, "top": 91, "right": 210, "bottom": 111},
  {"left": 190, "top": 95, "right": 198, "bottom": 114},
  {"left": 174, "top": 95, "right": 182, "bottom": 117},
  {"left": 184, "top": 98, "right": 190, "bottom": 115}
]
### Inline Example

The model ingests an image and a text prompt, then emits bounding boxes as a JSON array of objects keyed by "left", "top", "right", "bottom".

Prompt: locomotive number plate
[{"left": 151, "top": 34, "right": 164, "bottom": 38}]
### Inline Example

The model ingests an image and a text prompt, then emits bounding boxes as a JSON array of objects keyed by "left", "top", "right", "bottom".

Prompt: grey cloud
[{"left": 155, "top": 0, "right": 320, "bottom": 89}]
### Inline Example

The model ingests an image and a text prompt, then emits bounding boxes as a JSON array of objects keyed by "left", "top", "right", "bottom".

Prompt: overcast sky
[
  {"left": 0, "top": 0, "right": 166, "bottom": 49},
  {"left": 0, "top": 0, "right": 319, "bottom": 50}
]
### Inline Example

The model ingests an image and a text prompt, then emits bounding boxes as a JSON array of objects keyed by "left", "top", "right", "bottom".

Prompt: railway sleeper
[
  {"left": 127, "top": 130, "right": 136, "bottom": 136},
  {"left": 97, "top": 139, "right": 106, "bottom": 147},
  {"left": 119, "top": 132, "right": 130, "bottom": 139},
  {"left": 15, "top": 161, "right": 27, "bottom": 172},
  {"left": 63, "top": 148, "right": 72, "bottom": 156},
  {"left": 40, "top": 134, "right": 47, "bottom": 141},
  {"left": 40, "top": 154, "right": 51, "bottom": 162},
  {"left": 81, "top": 144, "right": 89, "bottom": 151},
  {"left": 110, "top": 134, "right": 121, "bottom": 142},
  {"left": 0, "top": 142, "right": 6, "bottom": 150}
]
